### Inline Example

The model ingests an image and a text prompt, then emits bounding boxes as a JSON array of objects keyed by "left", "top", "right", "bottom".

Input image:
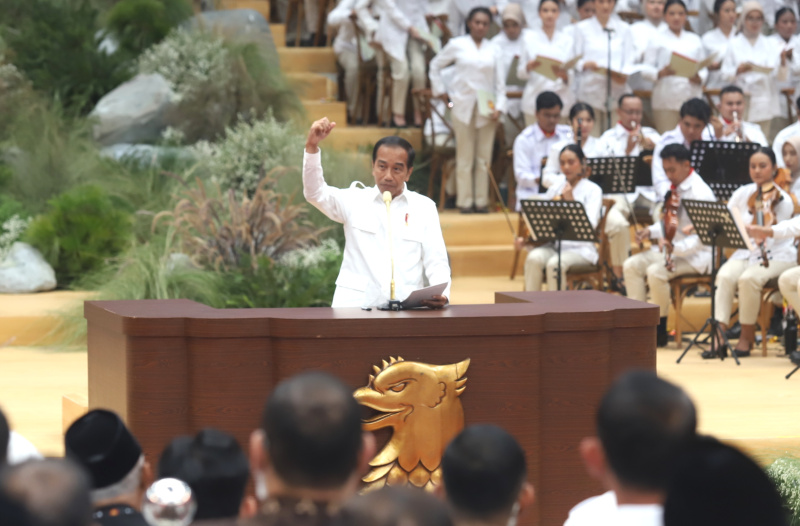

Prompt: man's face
[
  {"left": 679, "top": 115, "right": 705, "bottom": 144},
  {"left": 718, "top": 92, "right": 744, "bottom": 122},
  {"left": 372, "top": 145, "right": 412, "bottom": 198},
  {"left": 536, "top": 106, "right": 562, "bottom": 134},
  {"left": 618, "top": 97, "right": 643, "bottom": 128},
  {"left": 662, "top": 157, "right": 691, "bottom": 187},
  {"left": 643, "top": 0, "right": 665, "bottom": 21}
]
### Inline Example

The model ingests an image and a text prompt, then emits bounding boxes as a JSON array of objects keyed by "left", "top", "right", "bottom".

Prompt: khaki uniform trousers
[
  {"left": 623, "top": 250, "right": 699, "bottom": 317},
  {"left": 337, "top": 49, "right": 359, "bottom": 119},
  {"left": 524, "top": 246, "right": 593, "bottom": 291},
  {"left": 604, "top": 204, "right": 631, "bottom": 267},
  {"left": 389, "top": 39, "right": 426, "bottom": 117},
  {"left": 652, "top": 110, "right": 680, "bottom": 135},
  {"left": 451, "top": 110, "right": 496, "bottom": 209},
  {"left": 779, "top": 266, "right": 800, "bottom": 312},
  {"left": 714, "top": 259, "right": 796, "bottom": 325}
]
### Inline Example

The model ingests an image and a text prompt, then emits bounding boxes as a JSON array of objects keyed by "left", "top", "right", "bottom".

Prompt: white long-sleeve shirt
[
  {"left": 597, "top": 122, "right": 662, "bottom": 199},
  {"left": 491, "top": 29, "right": 527, "bottom": 118},
  {"left": 651, "top": 124, "right": 713, "bottom": 201},
  {"left": 542, "top": 136, "right": 602, "bottom": 188},
  {"left": 721, "top": 33, "right": 783, "bottom": 122},
  {"left": 537, "top": 176, "right": 603, "bottom": 265},
  {"left": 647, "top": 170, "right": 716, "bottom": 274},
  {"left": 701, "top": 27, "right": 734, "bottom": 90},
  {"left": 429, "top": 35, "right": 508, "bottom": 127},
  {"left": 302, "top": 150, "right": 451, "bottom": 307},
  {"left": 715, "top": 119, "right": 769, "bottom": 146},
  {"left": 372, "top": 0, "right": 429, "bottom": 63},
  {"left": 769, "top": 33, "right": 800, "bottom": 118},
  {"left": 447, "top": 0, "right": 508, "bottom": 36},
  {"left": 773, "top": 120, "right": 800, "bottom": 167},
  {"left": 328, "top": 0, "right": 378, "bottom": 56},
  {"left": 564, "top": 491, "right": 663, "bottom": 526},
  {"left": 572, "top": 16, "right": 635, "bottom": 111},
  {"left": 627, "top": 20, "right": 665, "bottom": 92},
  {"left": 726, "top": 182, "right": 796, "bottom": 264},
  {"left": 513, "top": 123, "right": 573, "bottom": 209},
  {"left": 516, "top": 27, "right": 575, "bottom": 117},
  {"left": 641, "top": 28, "right": 707, "bottom": 112}
]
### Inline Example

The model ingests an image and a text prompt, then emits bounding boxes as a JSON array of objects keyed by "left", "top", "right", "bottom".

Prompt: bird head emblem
[{"left": 354, "top": 356, "right": 470, "bottom": 491}]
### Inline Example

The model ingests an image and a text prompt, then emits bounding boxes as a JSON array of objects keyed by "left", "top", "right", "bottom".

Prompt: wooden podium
[{"left": 85, "top": 291, "right": 657, "bottom": 526}]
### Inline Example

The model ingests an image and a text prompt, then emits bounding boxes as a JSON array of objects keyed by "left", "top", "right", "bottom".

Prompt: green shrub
[
  {"left": 106, "top": 0, "right": 193, "bottom": 58},
  {"left": 0, "top": 0, "right": 131, "bottom": 115},
  {"left": 0, "top": 195, "right": 28, "bottom": 226},
  {"left": 25, "top": 186, "right": 132, "bottom": 285},
  {"left": 767, "top": 457, "right": 800, "bottom": 525}
]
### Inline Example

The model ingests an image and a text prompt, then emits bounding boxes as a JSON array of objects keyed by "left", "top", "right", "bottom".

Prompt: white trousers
[
  {"left": 779, "top": 266, "right": 800, "bottom": 312},
  {"left": 604, "top": 206, "right": 631, "bottom": 267},
  {"left": 623, "top": 250, "right": 699, "bottom": 317},
  {"left": 389, "top": 39, "right": 426, "bottom": 117},
  {"left": 524, "top": 246, "right": 592, "bottom": 291},
  {"left": 714, "top": 259, "right": 795, "bottom": 325},
  {"left": 451, "top": 110, "right": 496, "bottom": 209},
  {"left": 337, "top": 49, "right": 358, "bottom": 118}
]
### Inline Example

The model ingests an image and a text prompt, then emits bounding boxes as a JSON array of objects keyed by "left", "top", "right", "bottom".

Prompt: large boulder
[
  {"left": 187, "top": 9, "right": 278, "bottom": 68},
  {"left": 100, "top": 144, "right": 197, "bottom": 167},
  {"left": 90, "top": 73, "right": 177, "bottom": 146},
  {"left": 0, "top": 243, "right": 56, "bottom": 293}
]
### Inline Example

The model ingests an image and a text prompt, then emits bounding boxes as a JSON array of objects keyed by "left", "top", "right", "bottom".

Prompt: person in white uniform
[
  {"left": 720, "top": 1, "right": 783, "bottom": 140},
  {"left": 708, "top": 85, "right": 769, "bottom": 145},
  {"left": 780, "top": 135, "right": 800, "bottom": 198},
  {"left": 522, "top": 143, "right": 604, "bottom": 291},
  {"left": 627, "top": 0, "right": 666, "bottom": 127},
  {"left": 517, "top": 0, "right": 575, "bottom": 126},
  {"left": 430, "top": 7, "right": 507, "bottom": 213},
  {"left": 572, "top": 0, "right": 635, "bottom": 136},
  {"left": 565, "top": 370, "right": 697, "bottom": 526},
  {"left": 773, "top": 94, "right": 800, "bottom": 167},
  {"left": 492, "top": 4, "right": 529, "bottom": 145},
  {"left": 302, "top": 118, "right": 451, "bottom": 308},
  {"left": 701, "top": 0, "right": 737, "bottom": 93},
  {"left": 769, "top": 7, "right": 800, "bottom": 137},
  {"left": 563, "top": 0, "right": 596, "bottom": 43},
  {"left": 711, "top": 147, "right": 796, "bottom": 358},
  {"left": 623, "top": 144, "right": 716, "bottom": 347},
  {"left": 641, "top": 0, "right": 707, "bottom": 134},
  {"left": 512, "top": 91, "right": 572, "bottom": 209},
  {"left": 447, "top": 0, "right": 508, "bottom": 36}
]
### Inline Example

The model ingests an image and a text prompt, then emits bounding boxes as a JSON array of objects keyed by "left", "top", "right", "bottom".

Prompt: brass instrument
[{"left": 733, "top": 110, "right": 743, "bottom": 143}]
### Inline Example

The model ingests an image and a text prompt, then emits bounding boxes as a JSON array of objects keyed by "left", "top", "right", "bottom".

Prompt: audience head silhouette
[{"left": 343, "top": 487, "right": 452, "bottom": 526}]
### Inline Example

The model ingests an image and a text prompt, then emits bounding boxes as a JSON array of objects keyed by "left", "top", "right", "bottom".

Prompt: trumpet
[{"left": 733, "top": 110, "right": 743, "bottom": 143}]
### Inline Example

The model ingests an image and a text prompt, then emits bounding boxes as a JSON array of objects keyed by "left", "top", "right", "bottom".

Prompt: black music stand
[
  {"left": 689, "top": 140, "right": 759, "bottom": 201},
  {"left": 588, "top": 156, "right": 638, "bottom": 194},
  {"left": 786, "top": 357, "right": 800, "bottom": 379},
  {"left": 677, "top": 199, "right": 750, "bottom": 365},
  {"left": 519, "top": 199, "right": 598, "bottom": 291}
]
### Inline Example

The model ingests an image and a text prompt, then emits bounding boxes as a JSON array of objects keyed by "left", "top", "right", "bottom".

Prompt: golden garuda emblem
[{"left": 354, "top": 356, "right": 470, "bottom": 492}]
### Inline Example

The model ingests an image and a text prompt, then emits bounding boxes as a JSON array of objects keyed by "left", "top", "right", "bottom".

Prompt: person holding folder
[
  {"left": 429, "top": 7, "right": 507, "bottom": 214},
  {"left": 641, "top": 0, "right": 707, "bottom": 134},
  {"left": 302, "top": 118, "right": 451, "bottom": 308}
]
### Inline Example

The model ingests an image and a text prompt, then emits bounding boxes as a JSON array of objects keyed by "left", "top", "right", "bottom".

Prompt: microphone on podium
[{"left": 381, "top": 190, "right": 402, "bottom": 311}]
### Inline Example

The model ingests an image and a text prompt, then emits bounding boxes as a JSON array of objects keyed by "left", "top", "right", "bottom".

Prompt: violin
[
  {"left": 747, "top": 182, "right": 783, "bottom": 267},
  {"left": 662, "top": 189, "right": 680, "bottom": 271}
]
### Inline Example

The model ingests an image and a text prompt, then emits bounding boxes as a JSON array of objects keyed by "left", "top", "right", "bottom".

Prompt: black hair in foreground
[{"left": 373, "top": 136, "right": 416, "bottom": 168}]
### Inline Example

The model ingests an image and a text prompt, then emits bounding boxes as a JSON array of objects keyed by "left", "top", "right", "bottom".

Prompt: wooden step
[
  {"left": 448, "top": 244, "right": 514, "bottom": 277},
  {"left": 270, "top": 23, "right": 286, "bottom": 48},
  {"left": 301, "top": 100, "right": 348, "bottom": 126},
  {"left": 324, "top": 127, "right": 423, "bottom": 152},
  {"left": 219, "top": 0, "right": 271, "bottom": 21},
  {"left": 440, "top": 211, "right": 516, "bottom": 246},
  {"left": 288, "top": 72, "right": 336, "bottom": 100},
  {"left": 278, "top": 47, "right": 337, "bottom": 73}
]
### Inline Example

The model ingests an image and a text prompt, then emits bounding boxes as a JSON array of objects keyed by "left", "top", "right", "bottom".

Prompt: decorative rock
[
  {"left": 186, "top": 9, "right": 278, "bottom": 67},
  {"left": 90, "top": 74, "right": 177, "bottom": 146},
  {"left": 0, "top": 243, "right": 57, "bottom": 293},
  {"left": 100, "top": 144, "right": 196, "bottom": 167}
]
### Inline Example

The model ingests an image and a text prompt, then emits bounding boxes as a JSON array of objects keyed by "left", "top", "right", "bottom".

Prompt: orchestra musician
[
  {"left": 622, "top": 144, "right": 716, "bottom": 347},
  {"left": 709, "top": 85, "right": 769, "bottom": 146},
  {"left": 521, "top": 144, "right": 604, "bottom": 292},
  {"left": 712, "top": 147, "right": 796, "bottom": 358}
]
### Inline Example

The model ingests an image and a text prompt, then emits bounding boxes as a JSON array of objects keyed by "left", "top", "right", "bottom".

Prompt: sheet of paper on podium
[
  {"left": 669, "top": 51, "right": 716, "bottom": 78},
  {"left": 531, "top": 54, "right": 582, "bottom": 81},
  {"left": 401, "top": 282, "right": 448, "bottom": 309}
]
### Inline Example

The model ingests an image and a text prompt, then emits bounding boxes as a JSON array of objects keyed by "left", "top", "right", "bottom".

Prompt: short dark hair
[
  {"left": 776, "top": 6, "right": 796, "bottom": 25},
  {"left": 441, "top": 424, "right": 527, "bottom": 519},
  {"left": 713, "top": 0, "right": 734, "bottom": 13},
  {"left": 158, "top": 428, "right": 249, "bottom": 521},
  {"left": 0, "top": 490, "right": 33, "bottom": 526},
  {"left": 618, "top": 93, "right": 640, "bottom": 108},
  {"left": 569, "top": 102, "right": 595, "bottom": 122},
  {"left": 342, "top": 487, "right": 453, "bottom": 526},
  {"left": 1, "top": 458, "right": 93, "bottom": 526},
  {"left": 660, "top": 143, "right": 692, "bottom": 163},
  {"left": 663, "top": 437, "right": 787, "bottom": 526},
  {"left": 536, "top": 91, "right": 563, "bottom": 112},
  {"left": 0, "top": 407, "right": 9, "bottom": 466},
  {"left": 561, "top": 143, "right": 587, "bottom": 164},
  {"left": 679, "top": 98, "right": 711, "bottom": 124},
  {"left": 751, "top": 146, "right": 778, "bottom": 168},
  {"left": 719, "top": 85, "right": 744, "bottom": 99},
  {"left": 373, "top": 137, "right": 415, "bottom": 168},
  {"left": 664, "top": 0, "right": 687, "bottom": 13},
  {"left": 597, "top": 371, "right": 697, "bottom": 491},
  {"left": 577, "top": 0, "right": 594, "bottom": 7},
  {"left": 262, "top": 371, "right": 363, "bottom": 489},
  {"left": 466, "top": 7, "right": 493, "bottom": 33},
  {"left": 539, "top": 0, "right": 560, "bottom": 10}
]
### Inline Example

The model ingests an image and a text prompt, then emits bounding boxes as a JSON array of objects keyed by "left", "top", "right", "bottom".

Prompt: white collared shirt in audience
[
  {"left": 447, "top": 0, "right": 508, "bottom": 36},
  {"left": 774, "top": 120, "right": 800, "bottom": 167},
  {"left": 8, "top": 431, "right": 43, "bottom": 465},
  {"left": 512, "top": 123, "right": 572, "bottom": 209},
  {"left": 572, "top": 16, "right": 635, "bottom": 113},
  {"left": 564, "top": 491, "right": 663, "bottom": 526},
  {"left": 720, "top": 33, "right": 783, "bottom": 123},
  {"left": 492, "top": 28, "right": 529, "bottom": 120},
  {"left": 701, "top": 26, "right": 735, "bottom": 90},
  {"left": 769, "top": 32, "right": 800, "bottom": 119},
  {"left": 517, "top": 27, "right": 575, "bottom": 118},
  {"left": 641, "top": 27, "right": 707, "bottom": 112},
  {"left": 372, "top": 0, "right": 429, "bottom": 63},
  {"left": 518, "top": 0, "right": 576, "bottom": 31},
  {"left": 650, "top": 124, "right": 712, "bottom": 201},
  {"left": 429, "top": 34, "right": 508, "bottom": 127}
]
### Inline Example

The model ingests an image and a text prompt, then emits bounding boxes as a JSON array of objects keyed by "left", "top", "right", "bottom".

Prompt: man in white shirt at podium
[{"left": 302, "top": 117, "right": 451, "bottom": 309}]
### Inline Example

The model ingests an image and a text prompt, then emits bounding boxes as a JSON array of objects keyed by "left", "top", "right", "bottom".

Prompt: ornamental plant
[{"left": 766, "top": 457, "right": 800, "bottom": 525}]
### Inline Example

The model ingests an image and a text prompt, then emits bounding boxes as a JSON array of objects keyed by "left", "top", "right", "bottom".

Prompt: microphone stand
[
  {"left": 604, "top": 27, "right": 613, "bottom": 132},
  {"left": 381, "top": 191, "right": 402, "bottom": 311}
]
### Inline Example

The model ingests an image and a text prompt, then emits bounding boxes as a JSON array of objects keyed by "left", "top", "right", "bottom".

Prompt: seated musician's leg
[
  {"left": 736, "top": 261, "right": 796, "bottom": 354},
  {"left": 779, "top": 266, "right": 800, "bottom": 312},
  {"left": 604, "top": 207, "right": 630, "bottom": 281},
  {"left": 622, "top": 251, "right": 660, "bottom": 302},
  {"left": 713, "top": 259, "right": 748, "bottom": 333},
  {"left": 524, "top": 246, "right": 556, "bottom": 291},
  {"left": 545, "top": 251, "right": 592, "bottom": 291},
  {"left": 646, "top": 258, "right": 695, "bottom": 346}
]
